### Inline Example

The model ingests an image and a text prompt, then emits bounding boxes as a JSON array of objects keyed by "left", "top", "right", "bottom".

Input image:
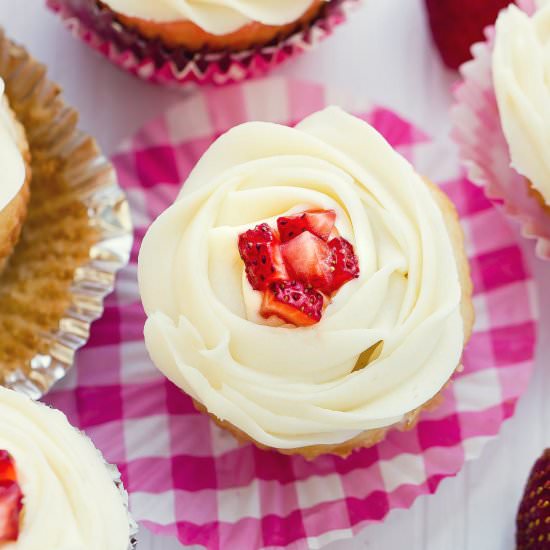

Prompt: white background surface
[{"left": 2, "top": 1, "right": 549, "bottom": 549}]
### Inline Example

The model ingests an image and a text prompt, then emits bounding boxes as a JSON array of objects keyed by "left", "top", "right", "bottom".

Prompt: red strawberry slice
[
  {"left": 238, "top": 223, "right": 287, "bottom": 290},
  {"left": 328, "top": 237, "right": 360, "bottom": 292},
  {"left": 281, "top": 231, "right": 334, "bottom": 294},
  {"left": 0, "top": 481, "right": 22, "bottom": 543},
  {"left": 261, "top": 280, "right": 324, "bottom": 326},
  {"left": 425, "top": 0, "right": 515, "bottom": 69},
  {"left": 0, "top": 451, "right": 17, "bottom": 483},
  {"left": 277, "top": 209, "right": 336, "bottom": 243},
  {"left": 517, "top": 448, "right": 550, "bottom": 549},
  {"left": 0, "top": 451, "right": 22, "bottom": 542}
]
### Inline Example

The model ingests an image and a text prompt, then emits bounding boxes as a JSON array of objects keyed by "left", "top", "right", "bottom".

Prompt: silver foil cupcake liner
[{"left": 0, "top": 29, "right": 133, "bottom": 397}]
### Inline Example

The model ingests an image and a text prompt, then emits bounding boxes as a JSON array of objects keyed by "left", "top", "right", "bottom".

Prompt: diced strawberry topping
[
  {"left": 328, "top": 237, "right": 360, "bottom": 292},
  {"left": 0, "top": 451, "right": 17, "bottom": 483},
  {"left": 238, "top": 223, "right": 287, "bottom": 290},
  {"left": 281, "top": 231, "right": 334, "bottom": 294},
  {"left": 0, "top": 452, "right": 22, "bottom": 542},
  {"left": 277, "top": 209, "right": 336, "bottom": 243},
  {"left": 237, "top": 210, "right": 360, "bottom": 326},
  {"left": 261, "top": 281, "right": 324, "bottom": 327}
]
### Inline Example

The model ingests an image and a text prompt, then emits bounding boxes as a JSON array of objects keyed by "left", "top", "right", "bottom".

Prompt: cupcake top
[
  {"left": 0, "top": 79, "right": 25, "bottom": 214},
  {"left": 493, "top": 3, "right": 550, "bottom": 206},
  {"left": 101, "top": 0, "right": 319, "bottom": 35},
  {"left": 0, "top": 387, "right": 130, "bottom": 549},
  {"left": 138, "top": 107, "right": 465, "bottom": 450}
]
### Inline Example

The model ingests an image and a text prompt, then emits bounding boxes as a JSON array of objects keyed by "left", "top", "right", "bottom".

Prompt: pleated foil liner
[
  {"left": 0, "top": 29, "right": 133, "bottom": 398},
  {"left": 46, "top": 0, "right": 361, "bottom": 88}
]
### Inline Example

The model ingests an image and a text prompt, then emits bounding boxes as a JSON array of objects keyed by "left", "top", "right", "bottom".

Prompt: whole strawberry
[
  {"left": 517, "top": 449, "right": 550, "bottom": 549},
  {"left": 425, "top": 0, "right": 515, "bottom": 69}
]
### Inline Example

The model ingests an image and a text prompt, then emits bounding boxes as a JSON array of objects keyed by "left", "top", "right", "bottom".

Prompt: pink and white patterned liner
[
  {"left": 451, "top": 0, "right": 550, "bottom": 260},
  {"left": 44, "top": 79, "right": 538, "bottom": 549},
  {"left": 46, "top": 0, "right": 360, "bottom": 88}
]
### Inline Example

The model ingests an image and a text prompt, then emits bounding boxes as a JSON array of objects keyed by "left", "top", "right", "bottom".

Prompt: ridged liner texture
[
  {"left": 46, "top": 0, "right": 361, "bottom": 88},
  {"left": 0, "top": 29, "right": 133, "bottom": 399},
  {"left": 451, "top": 0, "right": 550, "bottom": 259}
]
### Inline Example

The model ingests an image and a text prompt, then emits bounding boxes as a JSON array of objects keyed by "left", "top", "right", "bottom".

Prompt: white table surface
[{"left": 3, "top": 1, "right": 549, "bottom": 549}]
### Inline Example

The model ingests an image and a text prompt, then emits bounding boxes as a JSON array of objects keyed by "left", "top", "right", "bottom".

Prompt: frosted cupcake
[
  {"left": 97, "top": 0, "right": 327, "bottom": 51},
  {"left": 0, "top": 79, "right": 30, "bottom": 273},
  {"left": 47, "top": 0, "right": 357, "bottom": 86},
  {"left": 452, "top": 1, "right": 550, "bottom": 258},
  {"left": 493, "top": 3, "right": 550, "bottom": 211},
  {"left": 138, "top": 107, "right": 474, "bottom": 458},
  {"left": 0, "top": 386, "right": 135, "bottom": 548}
]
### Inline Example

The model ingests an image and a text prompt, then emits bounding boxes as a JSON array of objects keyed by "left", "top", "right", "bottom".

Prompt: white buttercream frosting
[
  {"left": 0, "top": 387, "right": 130, "bottom": 550},
  {"left": 138, "top": 107, "right": 465, "bottom": 449},
  {"left": 101, "top": 0, "right": 317, "bottom": 35},
  {"left": 0, "top": 79, "right": 25, "bottom": 214},
  {"left": 493, "top": 4, "right": 550, "bottom": 205}
]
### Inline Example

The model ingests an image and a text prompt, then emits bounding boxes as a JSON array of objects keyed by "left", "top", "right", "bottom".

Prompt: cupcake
[
  {"left": 138, "top": 107, "right": 474, "bottom": 458},
  {"left": 98, "top": 0, "right": 327, "bottom": 51},
  {"left": 0, "top": 386, "right": 136, "bottom": 548},
  {"left": 493, "top": 3, "right": 550, "bottom": 211},
  {"left": 0, "top": 78, "right": 30, "bottom": 273},
  {"left": 47, "top": 0, "right": 357, "bottom": 86},
  {"left": 452, "top": 1, "right": 550, "bottom": 258},
  {"left": 0, "top": 30, "right": 132, "bottom": 391}
]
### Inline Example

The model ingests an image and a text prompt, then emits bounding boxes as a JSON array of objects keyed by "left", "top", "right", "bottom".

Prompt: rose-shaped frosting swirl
[
  {"left": 101, "top": 0, "right": 317, "bottom": 35},
  {"left": 493, "top": 4, "right": 550, "bottom": 205},
  {"left": 139, "top": 108, "right": 465, "bottom": 449},
  {"left": 0, "top": 79, "right": 25, "bottom": 214},
  {"left": 0, "top": 387, "right": 130, "bottom": 550}
]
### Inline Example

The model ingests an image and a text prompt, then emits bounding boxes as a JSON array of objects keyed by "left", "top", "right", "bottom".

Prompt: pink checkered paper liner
[
  {"left": 46, "top": 0, "right": 359, "bottom": 88},
  {"left": 43, "top": 78, "right": 538, "bottom": 550},
  {"left": 451, "top": 0, "right": 550, "bottom": 260}
]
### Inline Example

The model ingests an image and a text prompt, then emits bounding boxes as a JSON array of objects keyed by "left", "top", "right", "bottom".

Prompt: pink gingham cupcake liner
[
  {"left": 46, "top": 0, "right": 360, "bottom": 88},
  {"left": 44, "top": 78, "right": 538, "bottom": 549},
  {"left": 451, "top": 0, "right": 550, "bottom": 259}
]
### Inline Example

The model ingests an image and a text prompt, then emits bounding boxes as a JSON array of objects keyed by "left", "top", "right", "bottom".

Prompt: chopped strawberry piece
[
  {"left": 277, "top": 209, "right": 336, "bottom": 243},
  {"left": 0, "top": 481, "right": 22, "bottom": 542},
  {"left": 328, "top": 237, "right": 360, "bottom": 292},
  {"left": 0, "top": 451, "right": 22, "bottom": 542},
  {"left": 238, "top": 223, "right": 287, "bottom": 290},
  {"left": 281, "top": 231, "right": 334, "bottom": 294},
  {"left": 261, "top": 280, "right": 324, "bottom": 326},
  {"left": 238, "top": 211, "right": 360, "bottom": 325},
  {"left": 0, "top": 451, "right": 17, "bottom": 483}
]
